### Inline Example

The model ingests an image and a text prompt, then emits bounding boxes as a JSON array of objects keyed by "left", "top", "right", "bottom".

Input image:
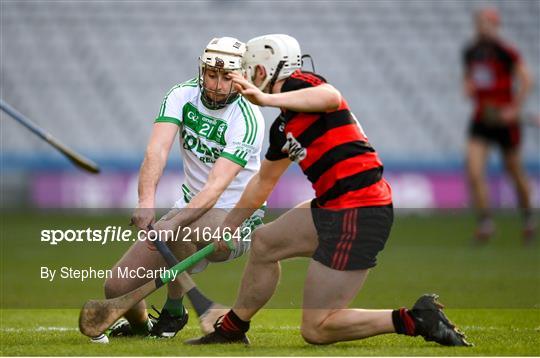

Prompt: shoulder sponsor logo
[
  {"left": 233, "top": 141, "right": 256, "bottom": 152},
  {"left": 277, "top": 115, "right": 286, "bottom": 132},
  {"left": 282, "top": 132, "right": 307, "bottom": 163}
]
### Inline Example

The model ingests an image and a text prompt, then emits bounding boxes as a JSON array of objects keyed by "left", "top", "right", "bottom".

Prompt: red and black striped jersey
[
  {"left": 265, "top": 70, "right": 392, "bottom": 209},
  {"left": 463, "top": 38, "right": 522, "bottom": 121}
]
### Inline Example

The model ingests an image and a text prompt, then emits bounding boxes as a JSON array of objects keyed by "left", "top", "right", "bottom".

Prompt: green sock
[
  {"left": 132, "top": 319, "right": 152, "bottom": 335},
  {"left": 163, "top": 296, "right": 185, "bottom": 317}
]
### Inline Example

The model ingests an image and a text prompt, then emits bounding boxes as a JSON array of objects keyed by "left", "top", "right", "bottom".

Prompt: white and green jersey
[{"left": 155, "top": 78, "right": 265, "bottom": 209}]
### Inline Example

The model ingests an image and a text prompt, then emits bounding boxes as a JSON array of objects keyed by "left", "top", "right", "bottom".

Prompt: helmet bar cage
[
  {"left": 198, "top": 61, "right": 240, "bottom": 110},
  {"left": 301, "top": 54, "right": 315, "bottom": 73}
]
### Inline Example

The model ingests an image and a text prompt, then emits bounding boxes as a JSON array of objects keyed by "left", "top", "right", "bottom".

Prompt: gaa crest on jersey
[
  {"left": 216, "top": 122, "right": 227, "bottom": 142},
  {"left": 282, "top": 132, "right": 307, "bottom": 162}
]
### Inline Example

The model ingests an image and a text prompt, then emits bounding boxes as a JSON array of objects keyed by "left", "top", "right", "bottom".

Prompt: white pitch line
[
  {"left": 1, "top": 325, "right": 300, "bottom": 333},
  {"left": 252, "top": 325, "right": 299, "bottom": 330},
  {"left": 1, "top": 326, "right": 78, "bottom": 332},
  {"left": 2, "top": 325, "right": 534, "bottom": 333},
  {"left": 461, "top": 325, "right": 535, "bottom": 331}
]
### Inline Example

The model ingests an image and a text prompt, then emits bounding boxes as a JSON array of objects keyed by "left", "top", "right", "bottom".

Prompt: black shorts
[
  {"left": 311, "top": 201, "right": 393, "bottom": 271},
  {"left": 468, "top": 120, "right": 521, "bottom": 152}
]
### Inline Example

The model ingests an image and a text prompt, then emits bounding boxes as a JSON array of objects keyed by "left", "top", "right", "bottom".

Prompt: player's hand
[
  {"left": 143, "top": 219, "right": 177, "bottom": 251},
  {"left": 130, "top": 205, "right": 155, "bottom": 231},
  {"left": 230, "top": 72, "right": 270, "bottom": 106},
  {"left": 150, "top": 219, "right": 177, "bottom": 242},
  {"left": 215, "top": 226, "right": 237, "bottom": 253}
]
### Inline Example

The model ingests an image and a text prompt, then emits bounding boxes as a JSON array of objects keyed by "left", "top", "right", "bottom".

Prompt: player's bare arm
[
  {"left": 154, "top": 157, "right": 243, "bottom": 234},
  {"left": 131, "top": 122, "right": 178, "bottom": 230},
  {"left": 462, "top": 57, "right": 479, "bottom": 100},
  {"left": 516, "top": 61, "right": 533, "bottom": 105},
  {"left": 463, "top": 75, "right": 475, "bottom": 99},
  {"left": 498, "top": 61, "right": 532, "bottom": 123},
  {"left": 231, "top": 72, "right": 341, "bottom": 112},
  {"left": 223, "top": 158, "right": 290, "bottom": 230}
]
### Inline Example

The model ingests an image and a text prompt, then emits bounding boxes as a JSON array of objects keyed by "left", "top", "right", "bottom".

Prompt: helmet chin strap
[
  {"left": 267, "top": 60, "right": 286, "bottom": 95},
  {"left": 256, "top": 60, "right": 286, "bottom": 93}
]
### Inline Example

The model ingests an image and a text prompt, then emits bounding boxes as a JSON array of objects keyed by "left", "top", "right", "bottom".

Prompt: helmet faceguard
[
  {"left": 198, "top": 37, "right": 246, "bottom": 110},
  {"left": 243, "top": 34, "right": 302, "bottom": 93},
  {"left": 198, "top": 63, "right": 241, "bottom": 110}
]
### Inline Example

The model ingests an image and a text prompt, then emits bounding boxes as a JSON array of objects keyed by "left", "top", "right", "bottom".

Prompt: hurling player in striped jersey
[
  {"left": 463, "top": 7, "right": 535, "bottom": 244},
  {"left": 187, "top": 34, "right": 471, "bottom": 347}
]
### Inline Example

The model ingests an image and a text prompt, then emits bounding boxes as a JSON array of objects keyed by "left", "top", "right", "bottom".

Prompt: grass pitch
[
  {"left": 1, "top": 211, "right": 539, "bottom": 356},
  {"left": 1, "top": 308, "right": 539, "bottom": 356}
]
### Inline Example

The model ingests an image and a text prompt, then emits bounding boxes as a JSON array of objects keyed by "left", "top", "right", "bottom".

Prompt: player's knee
[
  {"left": 249, "top": 228, "right": 272, "bottom": 262},
  {"left": 300, "top": 323, "right": 332, "bottom": 345},
  {"left": 301, "top": 310, "right": 338, "bottom": 345},
  {"left": 170, "top": 240, "right": 197, "bottom": 259}
]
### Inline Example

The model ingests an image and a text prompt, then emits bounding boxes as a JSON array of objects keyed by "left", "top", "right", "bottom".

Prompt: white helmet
[
  {"left": 244, "top": 34, "right": 302, "bottom": 91},
  {"left": 198, "top": 37, "right": 246, "bottom": 109}
]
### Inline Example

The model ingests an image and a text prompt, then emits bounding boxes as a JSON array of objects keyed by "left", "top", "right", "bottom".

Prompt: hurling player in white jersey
[{"left": 103, "top": 37, "right": 265, "bottom": 339}]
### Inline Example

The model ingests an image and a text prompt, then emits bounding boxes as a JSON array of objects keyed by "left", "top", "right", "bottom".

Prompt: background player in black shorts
[
  {"left": 186, "top": 34, "right": 470, "bottom": 347},
  {"left": 463, "top": 7, "right": 535, "bottom": 243}
]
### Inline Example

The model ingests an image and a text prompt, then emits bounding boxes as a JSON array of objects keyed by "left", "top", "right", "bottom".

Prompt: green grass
[
  {"left": 1, "top": 309, "right": 539, "bottom": 356},
  {"left": 1, "top": 211, "right": 539, "bottom": 355}
]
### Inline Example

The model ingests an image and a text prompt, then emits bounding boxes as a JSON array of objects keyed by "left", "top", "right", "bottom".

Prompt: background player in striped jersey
[
  {"left": 187, "top": 34, "right": 470, "bottom": 346},
  {"left": 103, "top": 37, "right": 265, "bottom": 338},
  {"left": 463, "top": 7, "right": 535, "bottom": 244}
]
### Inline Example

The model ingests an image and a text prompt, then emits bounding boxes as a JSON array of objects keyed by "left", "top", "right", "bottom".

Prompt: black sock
[
  {"left": 186, "top": 287, "right": 214, "bottom": 317},
  {"left": 220, "top": 310, "right": 250, "bottom": 333},
  {"left": 392, "top": 308, "right": 416, "bottom": 336}
]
